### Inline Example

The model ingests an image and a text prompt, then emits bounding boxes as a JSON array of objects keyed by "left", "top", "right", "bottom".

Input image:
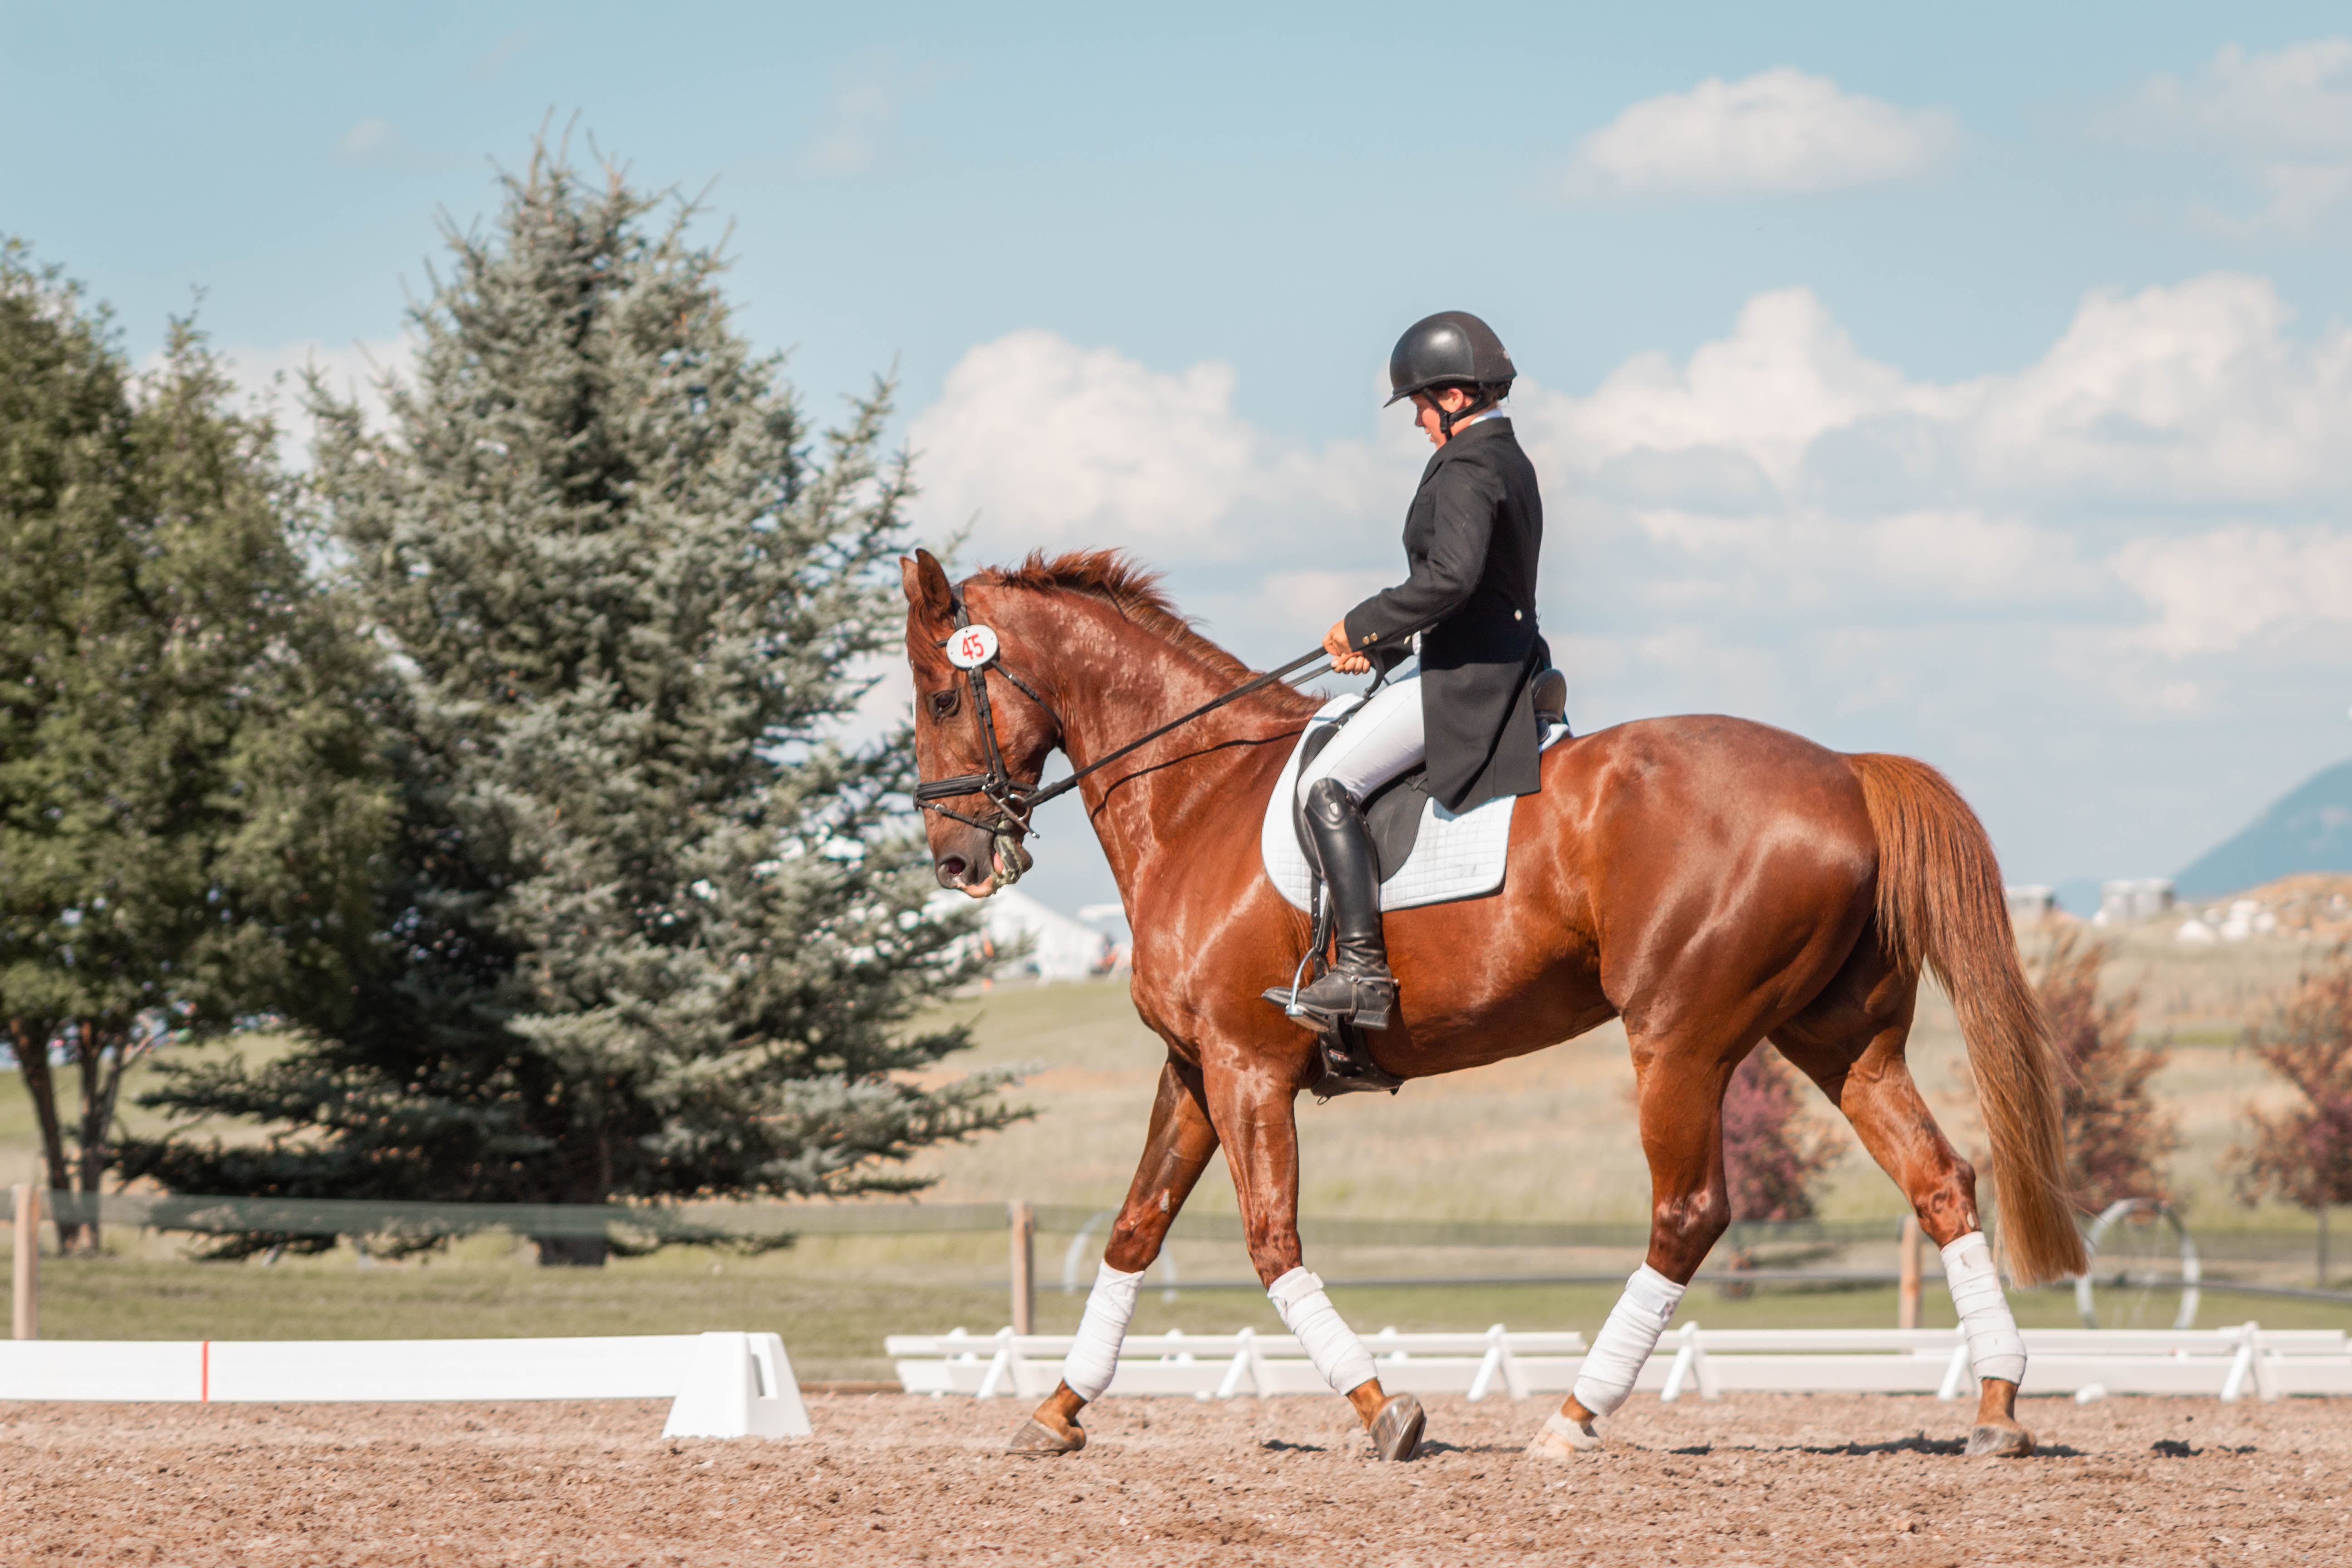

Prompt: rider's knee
[{"left": 1301, "top": 775, "right": 1357, "bottom": 823}]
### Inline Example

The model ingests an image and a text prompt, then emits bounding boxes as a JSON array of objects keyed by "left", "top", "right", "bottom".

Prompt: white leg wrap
[
  {"left": 1942, "top": 1231, "right": 2027, "bottom": 1386},
  {"left": 1571, "top": 1264, "right": 1686, "bottom": 1417},
  {"left": 1267, "top": 1267, "right": 1377, "bottom": 1395},
  {"left": 1059, "top": 1261, "right": 1143, "bottom": 1402}
]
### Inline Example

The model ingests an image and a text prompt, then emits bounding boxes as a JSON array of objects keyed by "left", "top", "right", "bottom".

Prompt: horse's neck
[{"left": 1022, "top": 599, "right": 1305, "bottom": 898}]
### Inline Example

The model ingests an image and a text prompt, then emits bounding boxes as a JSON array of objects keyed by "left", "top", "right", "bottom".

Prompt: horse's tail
[{"left": 1846, "top": 753, "right": 2086, "bottom": 1285}]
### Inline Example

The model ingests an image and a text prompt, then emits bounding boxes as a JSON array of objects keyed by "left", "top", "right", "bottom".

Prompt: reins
[{"left": 913, "top": 583, "right": 1332, "bottom": 885}]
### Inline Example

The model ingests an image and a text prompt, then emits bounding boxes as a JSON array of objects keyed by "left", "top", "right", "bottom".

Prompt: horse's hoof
[
  {"left": 1525, "top": 1411, "right": 1603, "bottom": 1460},
  {"left": 1008, "top": 1417, "right": 1085, "bottom": 1456},
  {"left": 1369, "top": 1392, "right": 1426, "bottom": 1461},
  {"left": 1964, "top": 1422, "right": 2034, "bottom": 1459}
]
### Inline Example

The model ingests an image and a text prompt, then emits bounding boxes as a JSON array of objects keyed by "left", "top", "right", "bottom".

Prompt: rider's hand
[{"left": 1323, "top": 619, "right": 1371, "bottom": 675}]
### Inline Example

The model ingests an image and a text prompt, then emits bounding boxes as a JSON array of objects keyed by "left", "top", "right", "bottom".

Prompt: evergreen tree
[
  {"left": 0, "top": 244, "right": 390, "bottom": 1247},
  {"left": 124, "top": 145, "right": 1018, "bottom": 1261}
]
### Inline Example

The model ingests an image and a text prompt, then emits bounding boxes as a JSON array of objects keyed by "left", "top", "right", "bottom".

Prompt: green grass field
[
  {"left": 5, "top": 931, "right": 2349, "bottom": 1361},
  {"left": 20, "top": 1245, "right": 2342, "bottom": 1380}
]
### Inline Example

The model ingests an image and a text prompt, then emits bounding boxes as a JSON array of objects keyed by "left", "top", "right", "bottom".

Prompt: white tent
[{"left": 937, "top": 889, "right": 1113, "bottom": 981}]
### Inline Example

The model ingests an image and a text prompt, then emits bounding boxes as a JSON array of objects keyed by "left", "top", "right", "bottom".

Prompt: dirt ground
[{"left": 2, "top": 1392, "right": 2346, "bottom": 1567}]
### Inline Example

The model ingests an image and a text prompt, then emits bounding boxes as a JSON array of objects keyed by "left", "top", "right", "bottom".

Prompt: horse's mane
[{"left": 972, "top": 551, "right": 1317, "bottom": 716}]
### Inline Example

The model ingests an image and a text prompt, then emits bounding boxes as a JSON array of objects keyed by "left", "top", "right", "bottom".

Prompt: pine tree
[
  {"left": 2035, "top": 928, "right": 2175, "bottom": 1212},
  {"left": 0, "top": 244, "right": 390, "bottom": 1248},
  {"left": 123, "top": 144, "right": 1019, "bottom": 1261}
]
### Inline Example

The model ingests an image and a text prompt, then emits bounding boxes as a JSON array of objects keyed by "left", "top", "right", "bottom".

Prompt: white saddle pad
[{"left": 1260, "top": 693, "right": 1571, "bottom": 913}]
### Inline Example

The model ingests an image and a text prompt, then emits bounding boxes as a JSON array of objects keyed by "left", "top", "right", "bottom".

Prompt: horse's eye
[{"left": 928, "top": 689, "right": 960, "bottom": 720}]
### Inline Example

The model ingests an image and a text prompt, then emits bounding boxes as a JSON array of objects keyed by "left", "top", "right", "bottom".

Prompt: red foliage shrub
[
  {"left": 2036, "top": 928, "right": 2176, "bottom": 1212},
  {"left": 1721, "top": 1048, "right": 1842, "bottom": 1222},
  {"left": 2236, "top": 944, "right": 2352, "bottom": 1212}
]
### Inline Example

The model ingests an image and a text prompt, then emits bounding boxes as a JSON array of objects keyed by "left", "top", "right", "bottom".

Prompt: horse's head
[{"left": 902, "top": 548, "right": 1061, "bottom": 897}]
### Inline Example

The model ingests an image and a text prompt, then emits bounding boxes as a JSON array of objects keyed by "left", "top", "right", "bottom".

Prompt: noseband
[{"left": 913, "top": 582, "right": 1338, "bottom": 890}]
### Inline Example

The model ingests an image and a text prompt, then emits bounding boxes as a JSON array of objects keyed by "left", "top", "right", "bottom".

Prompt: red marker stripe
[{"left": 200, "top": 1341, "right": 210, "bottom": 1402}]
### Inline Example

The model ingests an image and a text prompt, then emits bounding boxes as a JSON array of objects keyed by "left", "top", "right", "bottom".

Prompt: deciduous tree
[
  {"left": 1721, "top": 1047, "right": 1842, "bottom": 1223},
  {"left": 0, "top": 245, "right": 389, "bottom": 1247},
  {"left": 2234, "top": 944, "right": 2352, "bottom": 1217},
  {"left": 2036, "top": 928, "right": 2176, "bottom": 1212}
]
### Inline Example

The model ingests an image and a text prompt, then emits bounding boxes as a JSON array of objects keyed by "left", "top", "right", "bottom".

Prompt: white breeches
[{"left": 1298, "top": 676, "right": 1425, "bottom": 805}]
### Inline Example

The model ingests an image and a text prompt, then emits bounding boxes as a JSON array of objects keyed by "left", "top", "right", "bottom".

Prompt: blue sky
[{"left": 7, "top": 3, "right": 2352, "bottom": 917}]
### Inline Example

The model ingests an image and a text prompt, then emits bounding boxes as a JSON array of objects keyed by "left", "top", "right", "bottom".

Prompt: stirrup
[
  {"left": 1289, "top": 968, "right": 1396, "bottom": 1032},
  {"left": 1311, "top": 1021, "right": 1403, "bottom": 1099}
]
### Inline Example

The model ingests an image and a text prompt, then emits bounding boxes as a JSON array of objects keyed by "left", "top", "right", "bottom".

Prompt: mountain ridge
[{"left": 2175, "top": 758, "right": 2352, "bottom": 899}]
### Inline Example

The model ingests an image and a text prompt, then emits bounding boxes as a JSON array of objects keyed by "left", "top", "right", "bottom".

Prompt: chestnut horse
[{"left": 902, "top": 548, "right": 2084, "bottom": 1461}]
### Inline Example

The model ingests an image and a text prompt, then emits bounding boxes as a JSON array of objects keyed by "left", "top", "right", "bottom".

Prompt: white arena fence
[
  {"left": 0, "top": 1331, "right": 810, "bottom": 1438},
  {"left": 888, "top": 1323, "right": 2352, "bottom": 1404}
]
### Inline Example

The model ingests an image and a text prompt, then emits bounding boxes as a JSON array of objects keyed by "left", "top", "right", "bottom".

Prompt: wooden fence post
[
  {"left": 1008, "top": 1201, "right": 1035, "bottom": 1334},
  {"left": 1897, "top": 1214, "right": 1921, "bottom": 1330},
  {"left": 12, "top": 1182, "right": 37, "bottom": 1341}
]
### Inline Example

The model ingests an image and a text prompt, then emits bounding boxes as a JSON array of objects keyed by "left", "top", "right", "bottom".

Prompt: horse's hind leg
[
  {"left": 1532, "top": 1026, "right": 1751, "bottom": 1458},
  {"left": 1771, "top": 951, "right": 2034, "bottom": 1458},
  {"left": 1009, "top": 1056, "right": 1219, "bottom": 1455}
]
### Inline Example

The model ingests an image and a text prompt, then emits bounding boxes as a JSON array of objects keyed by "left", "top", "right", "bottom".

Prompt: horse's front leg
[
  {"left": 1009, "top": 1056, "right": 1220, "bottom": 1455},
  {"left": 1208, "top": 1049, "right": 1426, "bottom": 1462}
]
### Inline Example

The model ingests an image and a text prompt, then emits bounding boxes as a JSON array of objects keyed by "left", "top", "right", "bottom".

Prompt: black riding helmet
[{"left": 1386, "top": 311, "right": 1515, "bottom": 438}]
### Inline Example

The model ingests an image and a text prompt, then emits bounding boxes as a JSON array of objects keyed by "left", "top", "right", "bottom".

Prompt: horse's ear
[{"left": 902, "top": 549, "right": 956, "bottom": 626}]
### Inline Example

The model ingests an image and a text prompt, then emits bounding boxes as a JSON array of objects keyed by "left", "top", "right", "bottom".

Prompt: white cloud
[
  {"left": 1516, "top": 273, "right": 2352, "bottom": 511},
  {"left": 907, "top": 328, "right": 1397, "bottom": 570},
  {"left": 2113, "top": 526, "right": 2352, "bottom": 654},
  {"left": 1532, "top": 288, "right": 1922, "bottom": 487},
  {"left": 917, "top": 279, "right": 2352, "bottom": 670},
  {"left": 1567, "top": 69, "right": 1956, "bottom": 198},
  {"left": 798, "top": 62, "right": 945, "bottom": 179},
  {"left": 209, "top": 335, "right": 413, "bottom": 467},
  {"left": 2139, "top": 39, "right": 2352, "bottom": 153},
  {"left": 336, "top": 119, "right": 395, "bottom": 164},
  {"left": 2131, "top": 40, "right": 2352, "bottom": 230},
  {"left": 330, "top": 118, "right": 450, "bottom": 175},
  {"left": 906, "top": 280, "right": 2352, "bottom": 903}
]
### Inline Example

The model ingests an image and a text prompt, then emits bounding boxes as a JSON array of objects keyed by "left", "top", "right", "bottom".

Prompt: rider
[{"left": 1289, "top": 310, "right": 1549, "bottom": 1032}]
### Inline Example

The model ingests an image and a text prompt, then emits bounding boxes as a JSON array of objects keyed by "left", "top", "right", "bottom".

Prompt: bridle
[
  {"left": 912, "top": 582, "right": 1332, "bottom": 890},
  {"left": 912, "top": 585, "right": 1058, "bottom": 886}
]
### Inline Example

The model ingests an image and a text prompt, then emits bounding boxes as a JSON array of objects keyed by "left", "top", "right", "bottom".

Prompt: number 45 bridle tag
[{"left": 945, "top": 624, "right": 1000, "bottom": 670}]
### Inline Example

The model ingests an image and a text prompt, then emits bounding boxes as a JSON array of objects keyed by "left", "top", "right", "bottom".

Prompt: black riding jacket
[{"left": 1340, "top": 416, "right": 1547, "bottom": 813}]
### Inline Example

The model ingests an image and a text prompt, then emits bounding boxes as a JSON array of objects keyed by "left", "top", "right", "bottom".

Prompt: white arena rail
[
  {"left": 887, "top": 1325, "right": 1587, "bottom": 1402},
  {"left": 0, "top": 1332, "right": 810, "bottom": 1437},
  {"left": 887, "top": 1323, "right": 2352, "bottom": 1404}
]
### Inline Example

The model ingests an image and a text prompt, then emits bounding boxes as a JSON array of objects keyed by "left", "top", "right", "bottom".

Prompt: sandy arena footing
[{"left": 3, "top": 1392, "right": 2347, "bottom": 1565}]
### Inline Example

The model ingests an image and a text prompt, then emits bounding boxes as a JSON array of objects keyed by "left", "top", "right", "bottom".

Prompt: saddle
[{"left": 1263, "top": 668, "right": 1571, "bottom": 1099}]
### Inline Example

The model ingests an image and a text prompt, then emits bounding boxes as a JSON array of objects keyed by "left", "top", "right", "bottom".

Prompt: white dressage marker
[{"left": 0, "top": 1331, "right": 810, "bottom": 1438}]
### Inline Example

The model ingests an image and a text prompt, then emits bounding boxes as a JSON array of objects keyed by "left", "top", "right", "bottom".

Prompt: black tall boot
[{"left": 1289, "top": 777, "right": 1398, "bottom": 1031}]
